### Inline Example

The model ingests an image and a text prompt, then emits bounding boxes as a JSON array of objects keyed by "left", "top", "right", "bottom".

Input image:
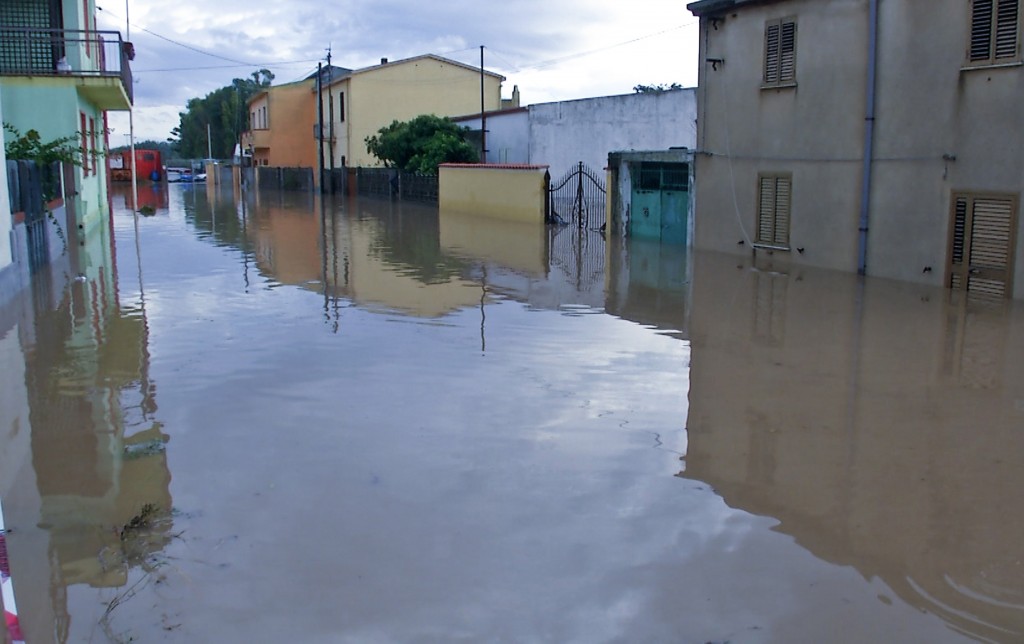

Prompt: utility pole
[
  {"left": 479, "top": 45, "right": 486, "bottom": 163},
  {"left": 316, "top": 62, "right": 325, "bottom": 192},
  {"left": 327, "top": 45, "right": 335, "bottom": 190}
]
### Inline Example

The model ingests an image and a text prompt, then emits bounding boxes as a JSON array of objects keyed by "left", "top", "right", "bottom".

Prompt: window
[
  {"left": 764, "top": 17, "right": 797, "bottom": 86},
  {"left": 80, "top": 112, "right": 89, "bottom": 175},
  {"left": 339, "top": 91, "right": 345, "bottom": 122},
  {"left": 948, "top": 192, "right": 1017, "bottom": 297},
  {"left": 968, "top": 0, "right": 1020, "bottom": 65},
  {"left": 756, "top": 174, "right": 792, "bottom": 248},
  {"left": 89, "top": 117, "right": 96, "bottom": 176}
]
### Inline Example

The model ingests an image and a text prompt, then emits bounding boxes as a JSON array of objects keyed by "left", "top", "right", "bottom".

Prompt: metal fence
[
  {"left": 257, "top": 166, "right": 314, "bottom": 192},
  {"left": 356, "top": 168, "right": 438, "bottom": 203},
  {"left": 6, "top": 159, "right": 61, "bottom": 221},
  {"left": 0, "top": 27, "right": 133, "bottom": 103}
]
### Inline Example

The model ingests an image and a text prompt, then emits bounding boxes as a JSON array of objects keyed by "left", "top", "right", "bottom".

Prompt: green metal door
[
  {"left": 630, "top": 188, "right": 662, "bottom": 240},
  {"left": 629, "top": 162, "right": 689, "bottom": 244}
]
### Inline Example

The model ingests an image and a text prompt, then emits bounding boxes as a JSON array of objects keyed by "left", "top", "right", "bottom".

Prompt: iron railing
[{"left": 0, "top": 27, "right": 133, "bottom": 103}]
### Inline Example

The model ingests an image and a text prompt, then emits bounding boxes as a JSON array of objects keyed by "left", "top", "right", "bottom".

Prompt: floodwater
[{"left": 1, "top": 183, "right": 1023, "bottom": 643}]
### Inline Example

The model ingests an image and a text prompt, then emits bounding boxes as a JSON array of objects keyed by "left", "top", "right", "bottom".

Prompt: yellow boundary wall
[{"left": 439, "top": 164, "right": 549, "bottom": 223}]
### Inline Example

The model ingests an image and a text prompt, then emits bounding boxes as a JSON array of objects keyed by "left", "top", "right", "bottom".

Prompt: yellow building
[{"left": 325, "top": 54, "right": 505, "bottom": 168}]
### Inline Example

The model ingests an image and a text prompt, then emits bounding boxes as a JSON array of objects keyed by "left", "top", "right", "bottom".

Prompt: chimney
[{"left": 380, "top": 57, "right": 388, "bottom": 65}]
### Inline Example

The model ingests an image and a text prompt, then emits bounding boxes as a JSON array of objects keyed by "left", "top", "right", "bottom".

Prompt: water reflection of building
[
  {"left": 682, "top": 251, "right": 1024, "bottom": 641},
  {"left": 0, "top": 214, "right": 171, "bottom": 643}
]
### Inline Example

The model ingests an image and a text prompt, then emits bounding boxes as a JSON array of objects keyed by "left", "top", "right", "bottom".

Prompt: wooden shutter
[
  {"left": 950, "top": 195, "right": 969, "bottom": 289},
  {"left": 757, "top": 175, "right": 792, "bottom": 247},
  {"left": 970, "top": 0, "right": 1020, "bottom": 62},
  {"left": 995, "top": 0, "right": 1020, "bottom": 59},
  {"left": 779, "top": 21, "right": 797, "bottom": 82},
  {"left": 948, "top": 193, "right": 1017, "bottom": 297},
  {"left": 970, "top": 198, "right": 1013, "bottom": 268},
  {"left": 764, "top": 18, "right": 796, "bottom": 85},
  {"left": 764, "top": 21, "right": 781, "bottom": 84}
]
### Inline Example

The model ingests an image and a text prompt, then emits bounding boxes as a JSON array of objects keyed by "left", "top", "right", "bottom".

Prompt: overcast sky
[{"left": 96, "top": 0, "right": 699, "bottom": 144}]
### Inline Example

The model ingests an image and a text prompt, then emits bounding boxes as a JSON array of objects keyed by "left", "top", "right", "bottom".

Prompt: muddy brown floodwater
[{"left": 1, "top": 183, "right": 1023, "bottom": 642}]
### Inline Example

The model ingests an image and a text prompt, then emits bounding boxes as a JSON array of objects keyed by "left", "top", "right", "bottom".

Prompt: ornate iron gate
[{"left": 547, "top": 162, "right": 606, "bottom": 230}]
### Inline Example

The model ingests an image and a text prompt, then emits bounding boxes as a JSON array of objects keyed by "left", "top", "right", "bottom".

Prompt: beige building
[
  {"left": 687, "top": 0, "right": 1024, "bottom": 299},
  {"left": 324, "top": 54, "right": 505, "bottom": 168}
]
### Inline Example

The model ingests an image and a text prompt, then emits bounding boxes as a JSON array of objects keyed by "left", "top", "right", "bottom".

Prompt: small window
[
  {"left": 764, "top": 18, "right": 798, "bottom": 86},
  {"left": 143, "top": 153, "right": 155, "bottom": 161},
  {"left": 968, "top": 0, "right": 1020, "bottom": 65},
  {"left": 756, "top": 174, "right": 792, "bottom": 248},
  {"left": 339, "top": 91, "right": 345, "bottom": 122}
]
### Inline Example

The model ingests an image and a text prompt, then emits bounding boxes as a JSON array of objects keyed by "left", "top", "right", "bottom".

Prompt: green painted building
[{"left": 1, "top": 0, "right": 133, "bottom": 233}]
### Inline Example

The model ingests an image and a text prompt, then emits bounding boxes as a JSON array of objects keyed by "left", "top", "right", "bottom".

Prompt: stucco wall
[
  {"left": 439, "top": 164, "right": 548, "bottom": 223},
  {"left": 456, "top": 109, "right": 530, "bottom": 164},
  {"left": 1, "top": 78, "right": 108, "bottom": 232},
  {"left": 692, "top": 0, "right": 1024, "bottom": 297},
  {"left": 331, "top": 58, "right": 503, "bottom": 167},
  {"left": 269, "top": 82, "right": 317, "bottom": 169},
  {"left": 529, "top": 89, "right": 697, "bottom": 178}
]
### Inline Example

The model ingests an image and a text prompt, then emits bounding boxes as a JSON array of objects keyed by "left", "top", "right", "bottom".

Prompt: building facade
[
  {"left": 242, "top": 66, "right": 349, "bottom": 170},
  {"left": 324, "top": 55, "right": 505, "bottom": 169},
  {"left": 0, "top": 0, "right": 132, "bottom": 232},
  {"left": 688, "top": 0, "right": 1024, "bottom": 299}
]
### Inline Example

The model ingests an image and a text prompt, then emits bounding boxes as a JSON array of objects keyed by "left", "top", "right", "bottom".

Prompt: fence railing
[
  {"left": 0, "top": 27, "right": 133, "bottom": 103},
  {"left": 356, "top": 168, "right": 438, "bottom": 203},
  {"left": 6, "top": 159, "right": 62, "bottom": 221}
]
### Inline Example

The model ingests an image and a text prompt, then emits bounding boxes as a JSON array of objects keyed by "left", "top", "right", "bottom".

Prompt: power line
[
  {"left": 137, "top": 60, "right": 319, "bottom": 73},
  {"left": 96, "top": 6, "right": 258, "bottom": 66}
]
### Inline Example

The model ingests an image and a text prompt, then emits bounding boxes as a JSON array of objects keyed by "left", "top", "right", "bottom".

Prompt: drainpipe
[{"left": 857, "top": 0, "right": 879, "bottom": 275}]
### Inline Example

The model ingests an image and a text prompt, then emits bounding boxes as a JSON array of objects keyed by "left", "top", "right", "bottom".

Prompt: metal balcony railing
[{"left": 0, "top": 27, "right": 133, "bottom": 103}]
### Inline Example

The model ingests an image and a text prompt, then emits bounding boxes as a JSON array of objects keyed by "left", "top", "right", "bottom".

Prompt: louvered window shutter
[
  {"left": 994, "top": 0, "right": 1020, "bottom": 59},
  {"left": 779, "top": 21, "right": 797, "bottom": 82},
  {"left": 757, "top": 176, "right": 792, "bottom": 247},
  {"left": 764, "top": 21, "right": 781, "bottom": 84},
  {"left": 970, "top": 0, "right": 1020, "bottom": 62}
]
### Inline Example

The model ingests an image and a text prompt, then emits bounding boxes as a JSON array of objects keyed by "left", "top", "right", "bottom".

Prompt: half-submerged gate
[{"left": 546, "top": 162, "right": 606, "bottom": 230}]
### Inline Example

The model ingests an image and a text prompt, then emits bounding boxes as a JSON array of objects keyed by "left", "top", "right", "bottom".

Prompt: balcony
[{"left": 0, "top": 27, "right": 133, "bottom": 109}]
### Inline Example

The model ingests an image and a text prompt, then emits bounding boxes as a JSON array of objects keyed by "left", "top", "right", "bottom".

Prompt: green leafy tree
[
  {"left": 633, "top": 83, "right": 683, "bottom": 93},
  {"left": 365, "top": 114, "right": 478, "bottom": 174},
  {"left": 170, "top": 69, "right": 274, "bottom": 159}
]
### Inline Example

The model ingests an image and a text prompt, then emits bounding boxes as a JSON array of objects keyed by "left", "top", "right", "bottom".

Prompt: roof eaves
[
  {"left": 347, "top": 53, "right": 506, "bottom": 81},
  {"left": 687, "top": 0, "right": 788, "bottom": 17}
]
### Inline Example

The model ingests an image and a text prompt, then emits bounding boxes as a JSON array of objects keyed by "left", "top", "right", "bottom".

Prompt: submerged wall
[{"left": 439, "top": 164, "right": 548, "bottom": 223}]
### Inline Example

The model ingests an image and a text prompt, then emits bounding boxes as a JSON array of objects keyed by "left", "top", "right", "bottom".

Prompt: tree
[
  {"left": 365, "top": 114, "right": 478, "bottom": 174},
  {"left": 633, "top": 83, "right": 683, "bottom": 93},
  {"left": 169, "top": 69, "right": 274, "bottom": 159}
]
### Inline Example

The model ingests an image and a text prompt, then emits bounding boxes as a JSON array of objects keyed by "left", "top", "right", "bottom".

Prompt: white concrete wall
[
  {"left": 457, "top": 109, "right": 530, "bottom": 164},
  {"left": 529, "top": 89, "right": 697, "bottom": 178}
]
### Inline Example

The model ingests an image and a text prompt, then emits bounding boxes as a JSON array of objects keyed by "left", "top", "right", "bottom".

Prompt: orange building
[{"left": 241, "top": 66, "right": 348, "bottom": 170}]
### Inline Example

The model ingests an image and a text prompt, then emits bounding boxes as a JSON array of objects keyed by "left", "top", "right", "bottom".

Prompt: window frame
[
  {"left": 966, "top": 0, "right": 1021, "bottom": 67},
  {"left": 763, "top": 16, "right": 798, "bottom": 88},
  {"left": 755, "top": 173, "right": 793, "bottom": 250}
]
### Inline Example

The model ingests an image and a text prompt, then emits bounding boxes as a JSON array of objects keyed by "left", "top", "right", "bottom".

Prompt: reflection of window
[
  {"left": 753, "top": 270, "right": 787, "bottom": 346},
  {"left": 968, "top": 0, "right": 1020, "bottom": 66},
  {"left": 756, "top": 174, "right": 791, "bottom": 249},
  {"left": 764, "top": 17, "right": 797, "bottom": 86}
]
